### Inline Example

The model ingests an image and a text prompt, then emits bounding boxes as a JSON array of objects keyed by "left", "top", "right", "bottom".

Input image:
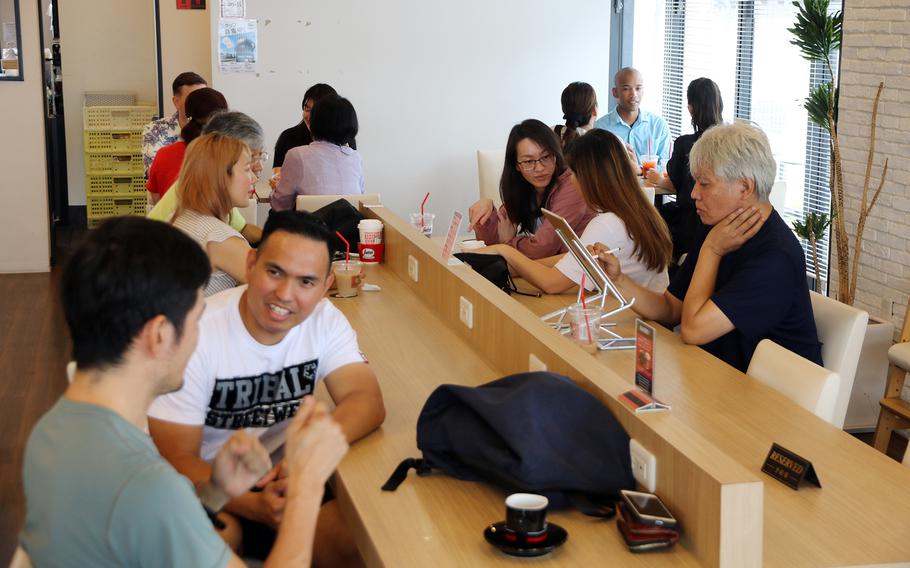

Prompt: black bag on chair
[
  {"left": 310, "top": 198, "right": 365, "bottom": 254},
  {"left": 454, "top": 252, "right": 540, "bottom": 297},
  {"left": 382, "top": 371, "right": 635, "bottom": 514}
]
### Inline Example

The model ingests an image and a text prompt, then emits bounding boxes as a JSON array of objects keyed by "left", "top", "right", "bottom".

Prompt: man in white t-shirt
[{"left": 149, "top": 210, "right": 385, "bottom": 566}]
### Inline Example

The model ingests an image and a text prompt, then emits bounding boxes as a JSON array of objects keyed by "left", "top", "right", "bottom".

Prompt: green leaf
[
  {"left": 804, "top": 82, "right": 838, "bottom": 130},
  {"left": 788, "top": 0, "right": 843, "bottom": 63},
  {"left": 792, "top": 212, "right": 832, "bottom": 240}
]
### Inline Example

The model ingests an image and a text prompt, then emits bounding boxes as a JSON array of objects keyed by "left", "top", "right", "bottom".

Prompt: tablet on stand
[{"left": 538, "top": 208, "right": 636, "bottom": 350}]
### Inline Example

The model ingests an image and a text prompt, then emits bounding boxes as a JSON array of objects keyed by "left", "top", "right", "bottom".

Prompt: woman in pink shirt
[{"left": 468, "top": 119, "right": 595, "bottom": 259}]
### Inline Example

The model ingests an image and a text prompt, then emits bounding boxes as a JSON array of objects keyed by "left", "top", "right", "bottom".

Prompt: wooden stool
[{"left": 873, "top": 301, "right": 910, "bottom": 453}]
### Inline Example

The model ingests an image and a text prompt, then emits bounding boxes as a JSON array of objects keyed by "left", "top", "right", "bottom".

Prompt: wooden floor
[{"left": 0, "top": 227, "right": 907, "bottom": 564}]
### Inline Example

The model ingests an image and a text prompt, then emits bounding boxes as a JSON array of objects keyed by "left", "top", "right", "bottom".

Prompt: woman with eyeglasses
[
  {"left": 468, "top": 119, "right": 595, "bottom": 259},
  {"left": 270, "top": 94, "right": 364, "bottom": 212},
  {"left": 147, "top": 87, "right": 228, "bottom": 205},
  {"left": 474, "top": 129, "right": 671, "bottom": 294}
]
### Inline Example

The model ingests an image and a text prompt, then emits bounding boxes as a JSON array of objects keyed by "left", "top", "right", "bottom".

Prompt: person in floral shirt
[{"left": 142, "top": 72, "right": 207, "bottom": 175}]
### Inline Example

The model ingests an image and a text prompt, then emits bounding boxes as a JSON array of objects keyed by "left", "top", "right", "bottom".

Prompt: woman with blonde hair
[
  {"left": 172, "top": 133, "right": 256, "bottom": 296},
  {"left": 476, "top": 129, "right": 671, "bottom": 294}
]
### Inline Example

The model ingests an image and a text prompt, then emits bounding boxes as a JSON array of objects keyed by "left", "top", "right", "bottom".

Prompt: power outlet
[
  {"left": 528, "top": 353, "right": 547, "bottom": 373},
  {"left": 459, "top": 296, "right": 473, "bottom": 329},
  {"left": 408, "top": 255, "right": 419, "bottom": 283},
  {"left": 630, "top": 439, "right": 657, "bottom": 492}
]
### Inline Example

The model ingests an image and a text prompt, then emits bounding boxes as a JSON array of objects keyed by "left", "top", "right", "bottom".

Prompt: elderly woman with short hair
[
  {"left": 593, "top": 121, "right": 822, "bottom": 372},
  {"left": 148, "top": 110, "right": 267, "bottom": 244}
]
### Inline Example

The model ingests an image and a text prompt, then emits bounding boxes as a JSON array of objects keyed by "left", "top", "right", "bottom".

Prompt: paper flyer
[{"left": 219, "top": 19, "right": 257, "bottom": 73}]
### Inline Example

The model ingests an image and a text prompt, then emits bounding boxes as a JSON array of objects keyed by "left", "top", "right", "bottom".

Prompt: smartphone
[{"left": 620, "top": 490, "right": 677, "bottom": 528}]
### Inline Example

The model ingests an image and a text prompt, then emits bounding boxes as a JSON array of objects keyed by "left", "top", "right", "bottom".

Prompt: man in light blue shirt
[{"left": 594, "top": 67, "right": 671, "bottom": 169}]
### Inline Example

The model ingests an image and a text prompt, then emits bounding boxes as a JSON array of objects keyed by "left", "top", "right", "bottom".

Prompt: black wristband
[{"left": 202, "top": 503, "right": 227, "bottom": 530}]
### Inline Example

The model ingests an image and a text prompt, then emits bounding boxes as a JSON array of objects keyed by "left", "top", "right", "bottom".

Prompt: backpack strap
[
  {"left": 382, "top": 457, "right": 433, "bottom": 491},
  {"left": 566, "top": 492, "right": 618, "bottom": 519}
]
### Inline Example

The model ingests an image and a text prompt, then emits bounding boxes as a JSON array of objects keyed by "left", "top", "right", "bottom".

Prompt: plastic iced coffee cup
[{"left": 332, "top": 260, "right": 363, "bottom": 298}]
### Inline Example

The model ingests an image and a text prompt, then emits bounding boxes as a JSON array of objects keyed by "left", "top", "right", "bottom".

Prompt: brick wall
[{"left": 836, "top": 1, "right": 910, "bottom": 327}]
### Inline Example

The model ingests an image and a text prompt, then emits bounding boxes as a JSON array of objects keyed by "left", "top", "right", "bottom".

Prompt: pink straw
[
  {"left": 580, "top": 274, "right": 593, "bottom": 345},
  {"left": 420, "top": 192, "right": 430, "bottom": 227},
  {"left": 335, "top": 230, "right": 350, "bottom": 269},
  {"left": 648, "top": 138, "right": 652, "bottom": 157}
]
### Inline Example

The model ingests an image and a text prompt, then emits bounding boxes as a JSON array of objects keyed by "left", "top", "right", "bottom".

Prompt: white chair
[
  {"left": 747, "top": 339, "right": 839, "bottom": 422},
  {"left": 769, "top": 180, "right": 788, "bottom": 213},
  {"left": 8, "top": 547, "right": 32, "bottom": 568},
  {"left": 294, "top": 193, "right": 382, "bottom": 213},
  {"left": 810, "top": 291, "right": 869, "bottom": 428},
  {"left": 476, "top": 149, "right": 504, "bottom": 206}
]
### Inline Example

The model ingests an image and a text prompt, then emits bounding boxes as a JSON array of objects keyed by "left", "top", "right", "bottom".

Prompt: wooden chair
[
  {"left": 294, "top": 193, "right": 382, "bottom": 212},
  {"left": 873, "top": 301, "right": 910, "bottom": 453}
]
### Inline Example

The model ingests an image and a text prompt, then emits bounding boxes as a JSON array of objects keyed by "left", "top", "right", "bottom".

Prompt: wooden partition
[{"left": 362, "top": 206, "right": 764, "bottom": 568}]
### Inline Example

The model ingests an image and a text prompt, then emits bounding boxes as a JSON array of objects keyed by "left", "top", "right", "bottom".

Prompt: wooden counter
[{"left": 327, "top": 205, "right": 910, "bottom": 567}]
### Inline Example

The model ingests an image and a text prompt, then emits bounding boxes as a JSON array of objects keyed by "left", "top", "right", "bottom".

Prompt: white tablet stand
[{"left": 539, "top": 209, "right": 636, "bottom": 351}]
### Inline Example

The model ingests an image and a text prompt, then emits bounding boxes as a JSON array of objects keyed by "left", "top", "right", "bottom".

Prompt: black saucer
[{"left": 483, "top": 521, "right": 568, "bottom": 557}]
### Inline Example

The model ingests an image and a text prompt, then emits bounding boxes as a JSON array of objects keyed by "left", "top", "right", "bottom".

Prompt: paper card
[
  {"left": 634, "top": 319, "right": 655, "bottom": 395},
  {"left": 220, "top": 0, "right": 245, "bottom": 18},
  {"left": 761, "top": 443, "right": 821, "bottom": 490},
  {"left": 441, "top": 211, "right": 463, "bottom": 261}
]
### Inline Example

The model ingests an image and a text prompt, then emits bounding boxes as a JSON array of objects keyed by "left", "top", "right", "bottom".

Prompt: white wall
[
  {"left": 837, "top": 2, "right": 910, "bottom": 324},
  {"left": 59, "top": 0, "right": 157, "bottom": 206},
  {"left": 0, "top": 0, "right": 49, "bottom": 272},
  {"left": 210, "top": 0, "right": 612, "bottom": 222},
  {"left": 159, "top": 0, "right": 211, "bottom": 105}
]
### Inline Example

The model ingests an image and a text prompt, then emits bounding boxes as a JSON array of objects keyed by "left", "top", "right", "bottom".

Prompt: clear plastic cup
[
  {"left": 332, "top": 260, "right": 363, "bottom": 297},
  {"left": 568, "top": 303, "right": 601, "bottom": 353},
  {"left": 408, "top": 213, "right": 435, "bottom": 237}
]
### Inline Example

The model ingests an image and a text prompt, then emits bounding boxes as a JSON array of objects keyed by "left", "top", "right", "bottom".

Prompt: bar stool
[{"left": 873, "top": 301, "right": 910, "bottom": 454}]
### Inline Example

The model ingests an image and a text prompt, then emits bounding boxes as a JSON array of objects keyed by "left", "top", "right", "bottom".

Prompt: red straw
[
  {"left": 420, "top": 192, "right": 430, "bottom": 227},
  {"left": 335, "top": 230, "right": 350, "bottom": 269},
  {"left": 580, "top": 274, "right": 593, "bottom": 345}
]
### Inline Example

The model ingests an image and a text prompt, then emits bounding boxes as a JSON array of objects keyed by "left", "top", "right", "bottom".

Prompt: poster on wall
[
  {"left": 220, "top": 0, "right": 245, "bottom": 18},
  {"left": 219, "top": 19, "right": 257, "bottom": 73},
  {"left": 176, "top": 0, "right": 206, "bottom": 9}
]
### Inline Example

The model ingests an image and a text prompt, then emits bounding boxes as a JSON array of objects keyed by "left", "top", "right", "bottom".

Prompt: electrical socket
[
  {"left": 630, "top": 439, "right": 657, "bottom": 492},
  {"left": 408, "top": 255, "right": 419, "bottom": 282},
  {"left": 459, "top": 296, "right": 473, "bottom": 329},
  {"left": 528, "top": 353, "right": 547, "bottom": 373}
]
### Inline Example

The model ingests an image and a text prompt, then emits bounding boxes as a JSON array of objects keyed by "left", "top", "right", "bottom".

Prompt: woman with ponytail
[
  {"left": 554, "top": 81, "right": 598, "bottom": 150},
  {"left": 646, "top": 77, "right": 724, "bottom": 261},
  {"left": 146, "top": 87, "right": 228, "bottom": 204}
]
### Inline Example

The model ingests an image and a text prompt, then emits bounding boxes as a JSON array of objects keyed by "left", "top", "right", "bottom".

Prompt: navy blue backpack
[{"left": 383, "top": 372, "right": 635, "bottom": 513}]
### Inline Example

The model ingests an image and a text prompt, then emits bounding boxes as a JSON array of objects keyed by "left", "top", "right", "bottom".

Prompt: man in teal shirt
[
  {"left": 19, "top": 217, "right": 348, "bottom": 567},
  {"left": 594, "top": 67, "right": 671, "bottom": 170}
]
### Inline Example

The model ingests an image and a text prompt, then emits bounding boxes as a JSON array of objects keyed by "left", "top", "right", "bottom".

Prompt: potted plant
[
  {"left": 788, "top": 0, "right": 888, "bottom": 306},
  {"left": 792, "top": 212, "right": 831, "bottom": 294},
  {"left": 789, "top": 0, "right": 893, "bottom": 431}
]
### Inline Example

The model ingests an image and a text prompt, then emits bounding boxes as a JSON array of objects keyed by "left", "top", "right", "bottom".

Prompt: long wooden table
[
  {"left": 510, "top": 286, "right": 910, "bottom": 566},
  {"left": 327, "top": 206, "right": 910, "bottom": 567}
]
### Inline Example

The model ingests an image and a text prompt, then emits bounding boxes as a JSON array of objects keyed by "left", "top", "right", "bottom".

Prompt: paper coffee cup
[{"left": 358, "top": 219, "right": 384, "bottom": 245}]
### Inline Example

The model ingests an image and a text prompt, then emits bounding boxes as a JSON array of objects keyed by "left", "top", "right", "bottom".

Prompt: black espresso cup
[{"left": 505, "top": 493, "right": 549, "bottom": 535}]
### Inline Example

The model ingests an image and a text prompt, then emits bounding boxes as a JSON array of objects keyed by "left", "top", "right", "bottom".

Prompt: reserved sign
[{"left": 761, "top": 443, "right": 821, "bottom": 490}]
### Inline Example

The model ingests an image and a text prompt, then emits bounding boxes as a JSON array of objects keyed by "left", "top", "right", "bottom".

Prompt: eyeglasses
[
  {"left": 516, "top": 153, "right": 555, "bottom": 172},
  {"left": 252, "top": 150, "right": 270, "bottom": 165}
]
